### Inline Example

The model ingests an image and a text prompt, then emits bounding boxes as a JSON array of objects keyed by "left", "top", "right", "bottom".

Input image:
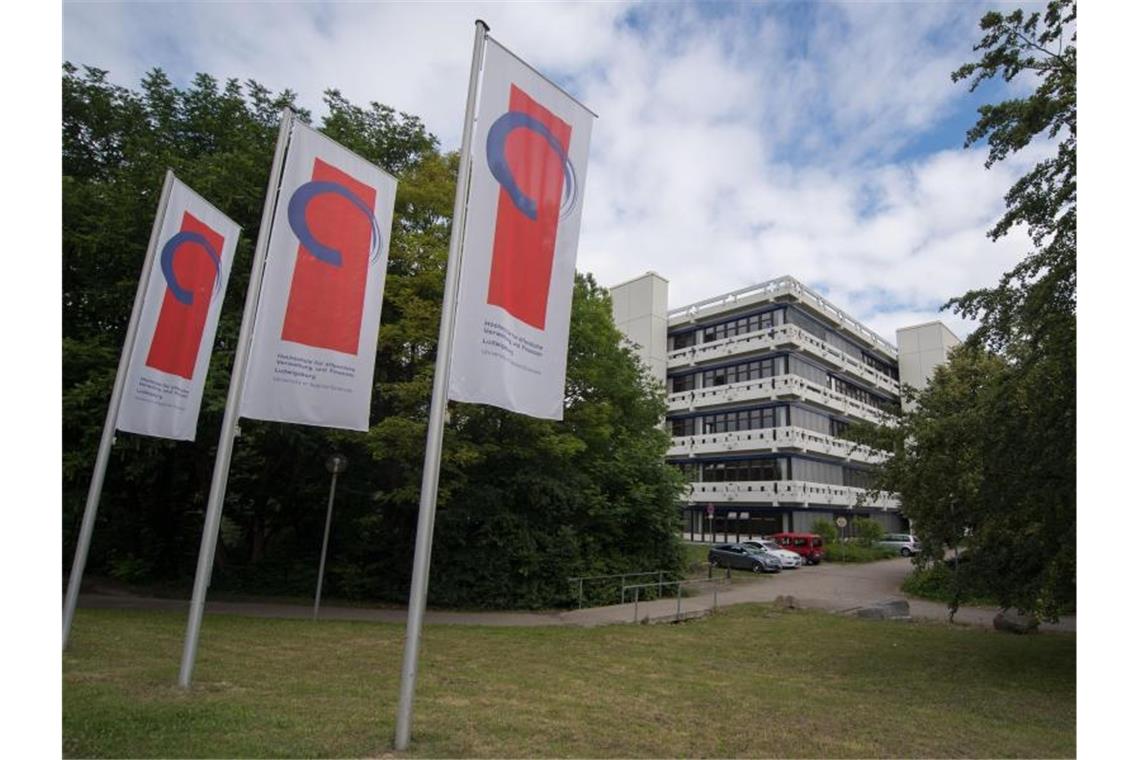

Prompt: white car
[{"left": 743, "top": 539, "right": 803, "bottom": 569}]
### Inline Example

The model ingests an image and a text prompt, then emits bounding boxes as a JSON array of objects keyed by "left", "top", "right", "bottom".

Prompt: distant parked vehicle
[
  {"left": 707, "top": 543, "right": 782, "bottom": 573},
  {"left": 742, "top": 539, "right": 803, "bottom": 569},
  {"left": 876, "top": 533, "right": 921, "bottom": 557},
  {"left": 769, "top": 532, "right": 825, "bottom": 565}
]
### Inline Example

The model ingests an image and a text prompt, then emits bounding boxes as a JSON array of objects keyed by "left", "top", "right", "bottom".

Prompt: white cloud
[{"left": 62, "top": 0, "right": 1048, "bottom": 345}]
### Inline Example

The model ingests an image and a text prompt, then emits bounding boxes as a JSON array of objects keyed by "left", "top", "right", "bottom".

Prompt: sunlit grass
[{"left": 64, "top": 605, "right": 1075, "bottom": 758}]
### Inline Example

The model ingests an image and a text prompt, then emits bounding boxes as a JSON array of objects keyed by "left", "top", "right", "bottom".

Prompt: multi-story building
[{"left": 611, "top": 273, "right": 958, "bottom": 540}]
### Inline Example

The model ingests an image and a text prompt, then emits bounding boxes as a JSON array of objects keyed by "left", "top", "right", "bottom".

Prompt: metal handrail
[
  {"left": 621, "top": 576, "right": 732, "bottom": 623},
  {"left": 567, "top": 570, "right": 670, "bottom": 609}
]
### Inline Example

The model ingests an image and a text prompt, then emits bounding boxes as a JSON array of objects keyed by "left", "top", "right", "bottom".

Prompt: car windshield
[
  {"left": 758, "top": 540, "right": 779, "bottom": 549},
  {"left": 740, "top": 545, "right": 764, "bottom": 555}
]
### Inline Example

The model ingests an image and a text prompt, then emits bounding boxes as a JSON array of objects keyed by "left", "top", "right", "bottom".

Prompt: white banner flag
[
  {"left": 239, "top": 121, "right": 397, "bottom": 431},
  {"left": 116, "top": 176, "right": 240, "bottom": 441},
  {"left": 447, "top": 37, "right": 595, "bottom": 420}
]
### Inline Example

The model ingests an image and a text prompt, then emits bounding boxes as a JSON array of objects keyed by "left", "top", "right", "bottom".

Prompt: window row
[
  {"left": 702, "top": 356, "right": 784, "bottom": 387},
  {"left": 862, "top": 351, "right": 899, "bottom": 381},
  {"left": 832, "top": 376, "right": 894, "bottom": 411},
  {"left": 669, "top": 353, "right": 845, "bottom": 394},
  {"left": 668, "top": 306, "right": 899, "bottom": 383},
  {"left": 671, "top": 456, "right": 875, "bottom": 488},
  {"left": 788, "top": 406, "right": 849, "bottom": 438},
  {"left": 701, "top": 310, "right": 783, "bottom": 344},
  {"left": 670, "top": 406, "right": 786, "bottom": 437}
]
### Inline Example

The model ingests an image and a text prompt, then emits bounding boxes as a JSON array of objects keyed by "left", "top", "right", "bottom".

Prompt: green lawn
[{"left": 63, "top": 606, "right": 1075, "bottom": 758}]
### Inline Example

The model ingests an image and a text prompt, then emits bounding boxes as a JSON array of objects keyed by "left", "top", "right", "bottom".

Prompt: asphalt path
[{"left": 76, "top": 557, "right": 1075, "bottom": 632}]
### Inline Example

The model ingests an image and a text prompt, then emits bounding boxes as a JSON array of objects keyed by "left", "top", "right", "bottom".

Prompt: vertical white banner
[
  {"left": 115, "top": 176, "right": 240, "bottom": 441},
  {"left": 447, "top": 37, "right": 595, "bottom": 420},
  {"left": 239, "top": 122, "right": 397, "bottom": 431}
]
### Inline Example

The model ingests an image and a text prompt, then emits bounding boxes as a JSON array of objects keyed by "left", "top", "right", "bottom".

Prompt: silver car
[
  {"left": 876, "top": 533, "right": 921, "bottom": 557},
  {"left": 742, "top": 539, "right": 803, "bottom": 569}
]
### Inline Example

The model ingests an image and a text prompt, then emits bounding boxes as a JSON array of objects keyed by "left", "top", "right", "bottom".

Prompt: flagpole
[
  {"left": 63, "top": 169, "right": 176, "bottom": 651},
  {"left": 394, "top": 19, "right": 488, "bottom": 751},
  {"left": 178, "top": 110, "right": 294, "bottom": 688}
]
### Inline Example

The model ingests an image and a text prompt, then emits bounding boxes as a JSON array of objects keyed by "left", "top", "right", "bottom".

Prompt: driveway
[
  {"left": 558, "top": 557, "right": 1076, "bottom": 632},
  {"left": 75, "top": 558, "right": 1075, "bottom": 632}
]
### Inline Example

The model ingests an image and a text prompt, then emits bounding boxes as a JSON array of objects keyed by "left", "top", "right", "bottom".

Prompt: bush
[
  {"left": 853, "top": 517, "right": 884, "bottom": 547},
  {"left": 902, "top": 561, "right": 999, "bottom": 606},
  {"left": 810, "top": 519, "right": 838, "bottom": 545},
  {"left": 822, "top": 543, "right": 896, "bottom": 563}
]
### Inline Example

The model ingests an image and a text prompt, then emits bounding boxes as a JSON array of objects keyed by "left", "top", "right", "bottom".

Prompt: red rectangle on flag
[
  {"left": 145, "top": 212, "right": 225, "bottom": 380},
  {"left": 281, "top": 158, "right": 377, "bottom": 355},
  {"left": 486, "top": 85, "right": 572, "bottom": 331}
]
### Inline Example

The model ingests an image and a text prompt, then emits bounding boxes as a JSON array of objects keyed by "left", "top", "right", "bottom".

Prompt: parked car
[
  {"left": 741, "top": 539, "right": 803, "bottom": 569},
  {"left": 876, "top": 533, "right": 921, "bottom": 557},
  {"left": 707, "top": 543, "right": 782, "bottom": 573},
  {"left": 769, "top": 532, "right": 825, "bottom": 565}
]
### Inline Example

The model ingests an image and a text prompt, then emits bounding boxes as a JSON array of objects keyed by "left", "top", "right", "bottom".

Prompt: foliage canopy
[
  {"left": 62, "top": 63, "right": 684, "bottom": 608},
  {"left": 853, "top": 1, "right": 1076, "bottom": 620}
]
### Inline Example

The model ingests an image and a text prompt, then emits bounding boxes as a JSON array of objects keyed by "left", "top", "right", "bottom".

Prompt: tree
[
  {"left": 853, "top": 3, "right": 1076, "bottom": 621},
  {"left": 851, "top": 346, "right": 1006, "bottom": 619},
  {"left": 62, "top": 64, "right": 684, "bottom": 607},
  {"left": 949, "top": 0, "right": 1075, "bottom": 360}
]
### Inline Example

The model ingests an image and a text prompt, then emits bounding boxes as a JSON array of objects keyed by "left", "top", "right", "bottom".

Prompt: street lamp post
[{"left": 313, "top": 454, "right": 348, "bottom": 621}]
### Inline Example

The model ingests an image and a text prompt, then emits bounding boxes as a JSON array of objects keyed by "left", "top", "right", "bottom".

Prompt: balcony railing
[
  {"left": 666, "top": 374, "right": 892, "bottom": 426},
  {"left": 681, "top": 479, "right": 900, "bottom": 510},
  {"left": 667, "top": 323, "right": 899, "bottom": 397},
  {"left": 666, "top": 275, "right": 898, "bottom": 359},
  {"left": 667, "top": 425, "right": 886, "bottom": 465}
]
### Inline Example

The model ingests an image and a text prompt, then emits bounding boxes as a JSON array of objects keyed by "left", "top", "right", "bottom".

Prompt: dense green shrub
[
  {"left": 810, "top": 519, "right": 838, "bottom": 545},
  {"left": 902, "top": 561, "right": 996, "bottom": 606},
  {"left": 823, "top": 543, "right": 896, "bottom": 563},
  {"left": 853, "top": 518, "right": 884, "bottom": 547}
]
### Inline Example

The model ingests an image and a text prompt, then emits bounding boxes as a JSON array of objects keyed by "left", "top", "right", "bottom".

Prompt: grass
[
  {"left": 681, "top": 541, "right": 710, "bottom": 573},
  {"left": 63, "top": 605, "right": 1075, "bottom": 758}
]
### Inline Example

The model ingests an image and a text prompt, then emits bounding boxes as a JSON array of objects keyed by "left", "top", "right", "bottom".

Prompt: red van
[{"left": 770, "top": 532, "right": 825, "bottom": 565}]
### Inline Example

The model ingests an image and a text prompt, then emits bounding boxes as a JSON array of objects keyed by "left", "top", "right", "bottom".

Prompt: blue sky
[{"left": 60, "top": 0, "right": 1053, "bottom": 344}]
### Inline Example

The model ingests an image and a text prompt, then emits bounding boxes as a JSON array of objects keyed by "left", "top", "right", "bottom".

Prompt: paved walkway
[{"left": 76, "top": 558, "right": 1075, "bottom": 633}]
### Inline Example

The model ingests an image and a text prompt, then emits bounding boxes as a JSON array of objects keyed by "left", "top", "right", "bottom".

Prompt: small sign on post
[{"left": 836, "top": 516, "right": 848, "bottom": 562}]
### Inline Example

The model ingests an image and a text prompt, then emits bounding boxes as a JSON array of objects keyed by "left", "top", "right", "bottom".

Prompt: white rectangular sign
[
  {"left": 447, "top": 37, "right": 595, "bottom": 420},
  {"left": 239, "top": 121, "right": 397, "bottom": 431},
  {"left": 116, "top": 176, "right": 240, "bottom": 441}
]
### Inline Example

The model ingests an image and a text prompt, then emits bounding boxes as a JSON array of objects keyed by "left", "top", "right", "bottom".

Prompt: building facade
[{"left": 611, "top": 273, "right": 958, "bottom": 540}]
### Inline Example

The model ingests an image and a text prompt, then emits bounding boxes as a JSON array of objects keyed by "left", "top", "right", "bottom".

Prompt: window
[
  {"left": 670, "top": 373, "right": 695, "bottom": 393},
  {"left": 671, "top": 417, "right": 696, "bottom": 437},
  {"left": 670, "top": 331, "right": 696, "bottom": 350},
  {"left": 863, "top": 351, "right": 899, "bottom": 380},
  {"left": 844, "top": 467, "right": 875, "bottom": 489}
]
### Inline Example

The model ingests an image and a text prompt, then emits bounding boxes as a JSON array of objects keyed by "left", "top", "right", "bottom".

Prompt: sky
[
  {"left": 14, "top": 4, "right": 1133, "bottom": 748},
  {"left": 58, "top": 0, "right": 1061, "bottom": 348}
]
